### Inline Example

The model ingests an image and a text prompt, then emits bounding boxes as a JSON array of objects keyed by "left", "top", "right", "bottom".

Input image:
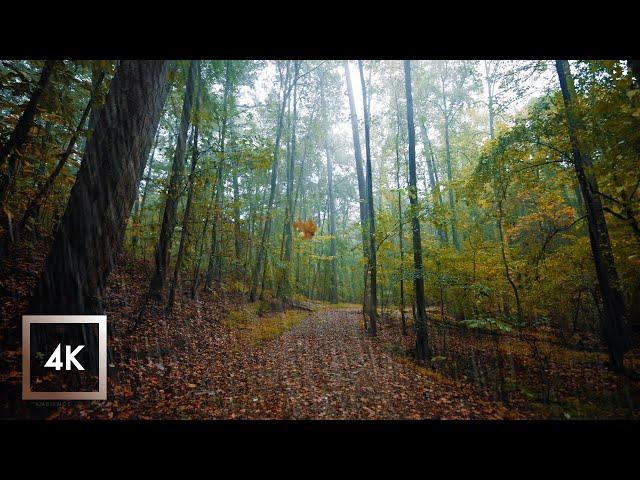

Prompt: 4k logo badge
[{"left": 22, "top": 315, "right": 107, "bottom": 400}]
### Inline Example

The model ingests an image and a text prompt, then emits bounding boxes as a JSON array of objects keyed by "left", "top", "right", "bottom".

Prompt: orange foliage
[{"left": 293, "top": 219, "right": 317, "bottom": 240}]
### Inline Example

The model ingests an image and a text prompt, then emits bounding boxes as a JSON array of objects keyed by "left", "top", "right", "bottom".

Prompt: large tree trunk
[
  {"left": 28, "top": 60, "right": 172, "bottom": 314},
  {"left": 148, "top": 60, "right": 197, "bottom": 300},
  {"left": 87, "top": 61, "right": 109, "bottom": 133},
  {"left": 404, "top": 60, "right": 431, "bottom": 361},
  {"left": 167, "top": 61, "right": 202, "bottom": 313},
  {"left": 555, "top": 59, "right": 630, "bottom": 372},
  {"left": 343, "top": 61, "right": 371, "bottom": 324},
  {"left": 358, "top": 60, "right": 378, "bottom": 335}
]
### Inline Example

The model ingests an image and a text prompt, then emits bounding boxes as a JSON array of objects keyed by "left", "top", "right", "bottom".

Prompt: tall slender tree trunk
[
  {"left": 404, "top": 60, "right": 431, "bottom": 361},
  {"left": 13, "top": 71, "right": 104, "bottom": 246},
  {"left": 292, "top": 109, "right": 314, "bottom": 290},
  {"left": 496, "top": 195, "right": 523, "bottom": 322},
  {"left": 484, "top": 60, "right": 496, "bottom": 140},
  {"left": 0, "top": 61, "right": 57, "bottom": 211},
  {"left": 0, "top": 61, "right": 57, "bottom": 169},
  {"left": 555, "top": 59, "right": 630, "bottom": 372},
  {"left": 277, "top": 62, "right": 299, "bottom": 300},
  {"left": 419, "top": 121, "right": 448, "bottom": 245},
  {"left": 231, "top": 152, "right": 242, "bottom": 265},
  {"left": 443, "top": 115, "right": 460, "bottom": 250},
  {"left": 628, "top": 60, "right": 640, "bottom": 89},
  {"left": 319, "top": 70, "right": 338, "bottom": 303},
  {"left": 167, "top": 61, "right": 202, "bottom": 313},
  {"left": 394, "top": 92, "right": 407, "bottom": 335},
  {"left": 132, "top": 128, "right": 160, "bottom": 253},
  {"left": 29, "top": 60, "right": 172, "bottom": 314},
  {"left": 358, "top": 60, "right": 378, "bottom": 335},
  {"left": 191, "top": 179, "right": 215, "bottom": 298},
  {"left": 250, "top": 61, "right": 295, "bottom": 302},
  {"left": 205, "top": 60, "right": 233, "bottom": 291},
  {"left": 343, "top": 61, "right": 371, "bottom": 320},
  {"left": 148, "top": 60, "right": 197, "bottom": 300}
]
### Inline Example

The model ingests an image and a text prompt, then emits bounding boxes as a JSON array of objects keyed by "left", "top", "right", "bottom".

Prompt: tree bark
[
  {"left": 555, "top": 59, "right": 630, "bottom": 372},
  {"left": 28, "top": 60, "right": 172, "bottom": 314},
  {"left": 404, "top": 60, "right": 431, "bottom": 361}
]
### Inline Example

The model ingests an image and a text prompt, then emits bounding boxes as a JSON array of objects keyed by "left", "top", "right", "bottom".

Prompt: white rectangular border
[{"left": 22, "top": 315, "right": 107, "bottom": 400}]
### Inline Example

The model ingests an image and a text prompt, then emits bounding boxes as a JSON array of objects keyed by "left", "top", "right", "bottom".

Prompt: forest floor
[{"left": 1, "top": 237, "right": 639, "bottom": 419}]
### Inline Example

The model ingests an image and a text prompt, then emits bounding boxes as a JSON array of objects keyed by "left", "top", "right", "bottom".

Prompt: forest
[{"left": 1, "top": 59, "right": 639, "bottom": 419}]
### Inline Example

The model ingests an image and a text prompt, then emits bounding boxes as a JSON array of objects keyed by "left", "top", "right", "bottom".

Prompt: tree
[
  {"left": 205, "top": 60, "right": 233, "bottom": 290},
  {"left": 393, "top": 86, "right": 407, "bottom": 334},
  {"left": 0, "top": 61, "right": 57, "bottom": 210},
  {"left": 250, "top": 61, "right": 297, "bottom": 302},
  {"left": 5, "top": 70, "right": 105, "bottom": 250},
  {"left": 321, "top": 68, "right": 338, "bottom": 303},
  {"left": 148, "top": 60, "right": 198, "bottom": 300},
  {"left": 131, "top": 129, "right": 160, "bottom": 254},
  {"left": 277, "top": 60, "right": 300, "bottom": 300},
  {"left": 555, "top": 59, "right": 630, "bottom": 372},
  {"left": 0, "top": 61, "right": 57, "bottom": 169},
  {"left": 404, "top": 60, "right": 431, "bottom": 361},
  {"left": 344, "top": 61, "right": 372, "bottom": 325},
  {"left": 429, "top": 60, "right": 479, "bottom": 251},
  {"left": 29, "top": 60, "right": 172, "bottom": 314},
  {"left": 418, "top": 121, "right": 447, "bottom": 244},
  {"left": 358, "top": 60, "right": 378, "bottom": 335},
  {"left": 167, "top": 61, "right": 203, "bottom": 313}
]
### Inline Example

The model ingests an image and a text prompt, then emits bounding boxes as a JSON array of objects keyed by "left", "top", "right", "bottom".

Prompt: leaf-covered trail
[
  {"left": 211, "top": 307, "right": 515, "bottom": 419},
  {"left": 0, "top": 241, "right": 518, "bottom": 420}
]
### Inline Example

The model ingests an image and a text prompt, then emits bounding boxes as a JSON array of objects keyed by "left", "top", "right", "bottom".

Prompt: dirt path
[
  {"left": 36, "top": 306, "right": 519, "bottom": 420},
  {"left": 212, "top": 308, "right": 511, "bottom": 419}
]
